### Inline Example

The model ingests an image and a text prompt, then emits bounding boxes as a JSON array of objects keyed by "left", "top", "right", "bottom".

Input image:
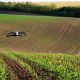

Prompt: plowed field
[{"left": 0, "top": 14, "right": 80, "bottom": 54}]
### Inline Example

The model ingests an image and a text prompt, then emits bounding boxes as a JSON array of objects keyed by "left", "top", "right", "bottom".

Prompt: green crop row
[{"left": 0, "top": 59, "right": 10, "bottom": 80}]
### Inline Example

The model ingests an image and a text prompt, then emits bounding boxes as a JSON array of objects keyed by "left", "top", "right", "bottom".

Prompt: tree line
[{"left": 0, "top": 2, "right": 80, "bottom": 17}]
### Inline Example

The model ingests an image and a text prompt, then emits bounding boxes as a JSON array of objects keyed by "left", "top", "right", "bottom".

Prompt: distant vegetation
[{"left": 0, "top": 2, "right": 80, "bottom": 17}]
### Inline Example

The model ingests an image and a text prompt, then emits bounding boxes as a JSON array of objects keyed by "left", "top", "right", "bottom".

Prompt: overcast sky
[{"left": 0, "top": 0, "right": 80, "bottom": 2}]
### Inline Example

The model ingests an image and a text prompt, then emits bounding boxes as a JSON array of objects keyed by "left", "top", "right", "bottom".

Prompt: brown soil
[{"left": 0, "top": 17, "right": 80, "bottom": 54}]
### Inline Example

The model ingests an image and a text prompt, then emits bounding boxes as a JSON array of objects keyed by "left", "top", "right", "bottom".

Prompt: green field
[
  {"left": 0, "top": 14, "right": 62, "bottom": 22},
  {"left": 0, "top": 14, "right": 80, "bottom": 80},
  {"left": 0, "top": 51, "right": 80, "bottom": 80}
]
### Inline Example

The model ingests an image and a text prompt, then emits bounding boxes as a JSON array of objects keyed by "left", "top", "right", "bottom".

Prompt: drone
[{"left": 6, "top": 31, "right": 28, "bottom": 37}]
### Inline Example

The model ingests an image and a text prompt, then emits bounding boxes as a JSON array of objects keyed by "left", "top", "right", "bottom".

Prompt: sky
[{"left": 0, "top": 0, "right": 80, "bottom": 2}]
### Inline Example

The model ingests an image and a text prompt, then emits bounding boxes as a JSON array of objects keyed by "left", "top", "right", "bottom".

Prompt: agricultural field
[
  {"left": 0, "top": 13, "right": 80, "bottom": 80},
  {"left": 0, "top": 51, "right": 80, "bottom": 80},
  {"left": 0, "top": 14, "right": 80, "bottom": 53}
]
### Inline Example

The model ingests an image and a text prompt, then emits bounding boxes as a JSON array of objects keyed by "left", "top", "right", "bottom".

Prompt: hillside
[
  {"left": 32, "top": 2, "right": 80, "bottom": 8},
  {"left": 0, "top": 14, "right": 80, "bottom": 54}
]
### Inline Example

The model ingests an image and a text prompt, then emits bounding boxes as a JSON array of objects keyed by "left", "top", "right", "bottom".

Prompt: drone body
[{"left": 6, "top": 31, "right": 27, "bottom": 37}]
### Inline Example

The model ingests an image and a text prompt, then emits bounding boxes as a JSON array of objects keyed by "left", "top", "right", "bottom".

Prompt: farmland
[
  {"left": 0, "top": 51, "right": 80, "bottom": 80},
  {"left": 0, "top": 14, "right": 80, "bottom": 53},
  {"left": 0, "top": 14, "right": 80, "bottom": 80}
]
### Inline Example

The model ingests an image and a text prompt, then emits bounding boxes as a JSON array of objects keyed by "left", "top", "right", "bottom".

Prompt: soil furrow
[{"left": 22, "top": 58, "right": 57, "bottom": 80}]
